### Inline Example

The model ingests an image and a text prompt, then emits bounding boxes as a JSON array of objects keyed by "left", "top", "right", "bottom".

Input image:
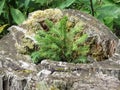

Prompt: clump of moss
[
  {"left": 31, "top": 16, "right": 90, "bottom": 64},
  {"left": 36, "top": 81, "right": 60, "bottom": 90},
  {"left": 15, "top": 37, "right": 35, "bottom": 54}
]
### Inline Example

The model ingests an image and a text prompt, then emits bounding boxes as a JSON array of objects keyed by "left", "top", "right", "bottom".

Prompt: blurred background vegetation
[{"left": 0, "top": 0, "right": 120, "bottom": 38}]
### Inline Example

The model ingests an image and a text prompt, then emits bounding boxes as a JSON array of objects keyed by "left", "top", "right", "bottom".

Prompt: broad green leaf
[
  {"left": 35, "top": 0, "right": 48, "bottom": 5},
  {"left": 114, "top": 15, "right": 120, "bottom": 26},
  {"left": 10, "top": 7, "right": 25, "bottom": 24},
  {"left": 103, "top": 17, "right": 114, "bottom": 30},
  {"left": 97, "top": 4, "right": 120, "bottom": 18},
  {"left": 15, "top": 1, "right": 24, "bottom": 9},
  {"left": 101, "top": 0, "right": 114, "bottom": 4},
  {"left": 57, "top": 0, "right": 76, "bottom": 9},
  {"left": 0, "top": 24, "right": 8, "bottom": 33},
  {"left": 0, "top": 0, "right": 5, "bottom": 15},
  {"left": 113, "top": 0, "right": 120, "bottom": 3},
  {"left": 25, "top": 0, "right": 30, "bottom": 8}
]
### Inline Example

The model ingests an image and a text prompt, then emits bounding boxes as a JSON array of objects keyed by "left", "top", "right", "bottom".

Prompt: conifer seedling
[{"left": 31, "top": 16, "right": 90, "bottom": 64}]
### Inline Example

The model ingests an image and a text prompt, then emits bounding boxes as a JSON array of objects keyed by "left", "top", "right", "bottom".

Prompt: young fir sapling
[{"left": 31, "top": 16, "right": 90, "bottom": 64}]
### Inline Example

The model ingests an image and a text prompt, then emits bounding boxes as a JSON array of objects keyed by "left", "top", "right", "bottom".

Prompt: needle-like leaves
[{"left": 31, "top": 16, "right": 90, "bottom": 63}]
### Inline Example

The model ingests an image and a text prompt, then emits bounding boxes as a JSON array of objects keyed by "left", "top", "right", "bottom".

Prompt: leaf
[
  {"left": 113, "top": 0, "right": 120, "bottom": 3},
  {"left": 35, "top": 0, "right": 49, "bottom": 5},
  {"left": 10, "top": 7, "right": 25, "bottom": 24},
  {"left": 0, "top": 0, "right": 5, "bottom": 15},
  {"left": 0, "top": 24, "right": 8, "bottom": 33},
  {"left": 114, "top": 14, "right": 120, "bottom": 26},
  {"left": 59, "top": 0, "right": 76, "bottom": 9},
  {"left": 57, "top": 0, "right": 76, "bottom": 9},
  {"left": 24, "top": 0, "right": 30, "bottom": 8},
  {"left": 97, "top": 4, "right": 120, "bottom": 18},
  {"left": 103, "top": 17, "right": 114, "bottom": 30}
]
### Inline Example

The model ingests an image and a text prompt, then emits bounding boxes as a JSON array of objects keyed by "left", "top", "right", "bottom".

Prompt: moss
[
  {"left": 22, "top": 9, "right": 63, "bottom": 34},
  {"left": 0, "top": 70, "right": 5, "bottom": 75},
  {"left": 55, "top": 67, "right": 66, "bottom": 71},
  {"left": 16, "top": 37, "right": 35, "bottom": 54},
  {"left": 15, "top": 69, "right": 33, "bottom": 76},
  {"left": 36, "top": 81, "right": 60, "bottom": 90},
  {"left": 50, "top": 86, "right": 60, "bottom": 90},
  {"left": 52, "top": 67, "right": 72, "bottom": 73}
]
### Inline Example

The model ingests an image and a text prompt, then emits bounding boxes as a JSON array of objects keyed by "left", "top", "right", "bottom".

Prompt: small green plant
[{"left": 31, "top": 16, "right": 90, "bottom": 64}]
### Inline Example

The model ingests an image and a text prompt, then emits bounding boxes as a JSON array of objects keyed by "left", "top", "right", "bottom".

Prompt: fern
[{"left": 31, "top": 16, "right": 90, "bottom": 64}]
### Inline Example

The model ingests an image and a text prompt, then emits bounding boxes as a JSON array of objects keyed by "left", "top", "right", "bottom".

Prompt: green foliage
[
  {"left": 0, "top": 0, "right": 75, "bottom": 25},
  {"left": 33, "top": 0, "right": 76, "bottom": 9},
  {"left": 0, "top": 0, "right": 5, "bottom": 15},
  {"left": 0, "top": 0, "right": 119, "bottom": 37},
  {"left": 95, "top": 0, "right": 120, "bottom": 31},
  {"left": 53, "top": 0, "right": 76, "bottom": 9},
  {"left": 0, "top": 0, "right": 26, "bottom": 25},
  {"left": 68, "top": 0, "right": 120, "bottom": 36},
  {"left": 31, "top": 16, "right": 89, "bottom": 64},
  {"left": 10, "top": 7, "right": 25, "bottom": 24}
]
